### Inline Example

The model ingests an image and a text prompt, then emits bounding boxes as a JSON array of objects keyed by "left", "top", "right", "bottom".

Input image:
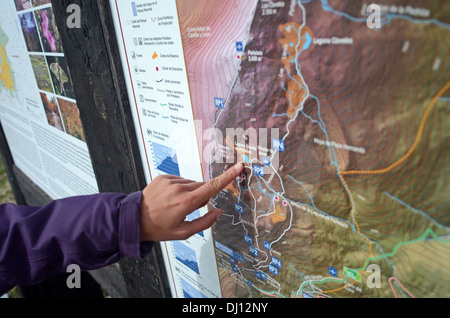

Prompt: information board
[
  {"left": 111, "top": 0, "right": 450, "bottom": 298},
  {"left": 0, "top": 0, "right": 98, "bottom": 199}
]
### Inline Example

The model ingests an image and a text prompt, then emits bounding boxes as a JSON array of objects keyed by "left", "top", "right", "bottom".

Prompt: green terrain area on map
[{"left": 205, "top": 0, "right": 450, "bottom": 298}]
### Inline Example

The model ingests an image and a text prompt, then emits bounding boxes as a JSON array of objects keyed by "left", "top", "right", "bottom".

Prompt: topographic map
[{"left": 178, "top": 0, "right": 449, "bottom": 298}]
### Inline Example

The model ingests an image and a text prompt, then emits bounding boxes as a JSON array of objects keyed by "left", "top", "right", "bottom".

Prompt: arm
[
  {"left": 0, "top": 191, "right": 151, "bottom": 295},
  {"left": 0, "top": 162, "right": 244, "bottom": 295}
]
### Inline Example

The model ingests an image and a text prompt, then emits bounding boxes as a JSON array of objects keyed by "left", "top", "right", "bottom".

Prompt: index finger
[{"left": 193, "top": 163, "right": 244, "bottom": 201}]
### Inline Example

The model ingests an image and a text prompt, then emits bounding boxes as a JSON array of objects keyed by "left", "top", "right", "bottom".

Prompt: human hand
[{"left": 140, "top": 163, "right": 244, "bottom": 242}]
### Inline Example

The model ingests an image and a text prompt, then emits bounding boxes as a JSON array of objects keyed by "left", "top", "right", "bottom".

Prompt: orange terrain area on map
[
  {"left": 225, "top": 183, "right": 239, "bottom": 197},
  {"left": 270, "top": 204, "right": 287, "bottom": 224},
  {"left": 279, "top": 23, "right": 312, "bottom": 117}
]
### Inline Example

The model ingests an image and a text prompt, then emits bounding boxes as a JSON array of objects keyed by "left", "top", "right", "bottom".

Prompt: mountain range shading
[{"left": 152, "top": 142, "right": 180, "bottom": 176}]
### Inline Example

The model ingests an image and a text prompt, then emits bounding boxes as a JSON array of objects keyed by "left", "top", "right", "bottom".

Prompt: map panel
[
  {"left": 178, "top": 0, "right": 450, "bottom": 298},
  {"left": 0, "top": 0, "right": 98, "bottom": 200}
]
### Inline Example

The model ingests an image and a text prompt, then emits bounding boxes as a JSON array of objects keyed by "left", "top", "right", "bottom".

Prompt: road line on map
[
  {"left": 338, "top": 81, "right": 450, "bottom": 259},
  {"left": 388, "top": 276, "right": 416, "bottom": 298},
  {"left": 318, "top": 280, "right": 357, "bottom": 296},
  {"left": 384, "top": 191, "right": 450, "bottom": 230},
  {"left": 355, "top": 228, "right": 450, "bottom": 274},
  {"left": 341, "top": 82, "right": 450, "bottom": 176}
]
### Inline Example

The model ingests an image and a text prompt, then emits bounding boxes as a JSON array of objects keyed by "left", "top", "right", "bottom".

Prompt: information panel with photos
[{"left": 0, "top": 0, "right": 98, "bottom": 199}]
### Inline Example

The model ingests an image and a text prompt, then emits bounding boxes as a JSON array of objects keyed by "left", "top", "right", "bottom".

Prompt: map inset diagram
[{"left": 152, "top": 141, "right": 181, "bottom": 177}]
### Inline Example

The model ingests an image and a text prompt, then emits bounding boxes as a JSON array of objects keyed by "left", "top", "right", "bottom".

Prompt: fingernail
[{"left": 234, "top": 162, "right": 244, "bottom": 172}]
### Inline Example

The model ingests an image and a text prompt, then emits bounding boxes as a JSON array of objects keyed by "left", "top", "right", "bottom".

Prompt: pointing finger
[{"left": 193, "top": 163, "right": 244, "bottom": 202}]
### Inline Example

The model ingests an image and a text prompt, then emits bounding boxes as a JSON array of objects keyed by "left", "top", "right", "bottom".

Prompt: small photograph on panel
[
  {"left": 45, "top": 55, "right": 76, "bottom": 99},
  {"left": 172, "top": 241, "right": 200, "bottom": 275},
  {"left": 31, "top": 0, "right": 51, "bottom": 7},
  {"left": 29, "top": 54, "right": 53, "bottom": 93},
  {"left": 14, "top": 0, "right": 32, "bottom": 11},
  {"left": 34, "top": 6, "right": 63, "bottom": 53},
  {"left": 18, "top": 12, "right": 42, "bottom": 52},
  {"left": 57, "top": 97, "right": 86, "bottom": 142},
  {"left": 40, "top": 92, "right": 64, "bottom": 132}
]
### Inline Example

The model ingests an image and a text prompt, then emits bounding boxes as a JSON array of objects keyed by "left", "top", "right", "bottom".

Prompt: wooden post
[{"left": 49, "top": 0, "right": 171, "bottom": 298}]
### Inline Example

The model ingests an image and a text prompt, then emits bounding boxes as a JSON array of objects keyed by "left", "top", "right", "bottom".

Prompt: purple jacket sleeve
[{"left": 0, "top": 191, "right": 153, "bottom": 295}]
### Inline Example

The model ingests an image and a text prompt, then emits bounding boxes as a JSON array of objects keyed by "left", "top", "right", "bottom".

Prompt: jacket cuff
[{"left": 119, "top": 191, "right": 153, "bottom": 258}]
